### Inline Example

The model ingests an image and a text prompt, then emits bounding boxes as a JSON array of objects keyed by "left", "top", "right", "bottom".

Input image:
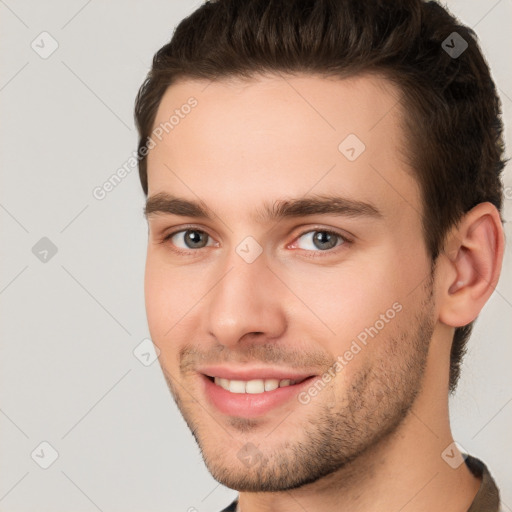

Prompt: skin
[{"left": 143, "top": 73, "right": 504, "bottom": 512}]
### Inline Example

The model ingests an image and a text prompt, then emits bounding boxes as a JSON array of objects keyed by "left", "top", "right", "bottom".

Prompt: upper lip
[{"left": 198, "top": 365, "right": 316, "bottom": 382}]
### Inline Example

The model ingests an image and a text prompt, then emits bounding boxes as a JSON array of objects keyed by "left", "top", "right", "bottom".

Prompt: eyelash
[{"left": 160, "top": 225, "right": 351, "bottom": 259}]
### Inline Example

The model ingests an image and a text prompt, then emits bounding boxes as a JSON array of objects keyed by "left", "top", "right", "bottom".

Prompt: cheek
[
  {"left": 144, "top": 253, "right": 179, "bottom": 340},
  {"left": 144, "top": 253, "right": 209, "bottom": 355},
  {"left": 283, "top": 258, "right": 403, "bottom": 342},
  {"left": 144, "top": 257, "right": 187, "bottom": 372}
]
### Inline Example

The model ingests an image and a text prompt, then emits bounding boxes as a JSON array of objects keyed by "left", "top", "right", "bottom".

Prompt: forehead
[{"left": 146, "top": 73, "right": 420, "bottom": 224}]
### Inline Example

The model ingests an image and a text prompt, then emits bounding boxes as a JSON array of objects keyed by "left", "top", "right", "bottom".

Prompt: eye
[
  {"left": 293, "top": 229, "right": 347, "bottom": 252},
  {"left": 163, "top": 228, "right": 215, "bottom": 251}
]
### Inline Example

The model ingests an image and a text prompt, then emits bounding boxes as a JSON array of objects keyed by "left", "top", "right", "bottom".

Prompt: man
[{"left": 135, "top": 0, "right": 506, "bottom": 510}]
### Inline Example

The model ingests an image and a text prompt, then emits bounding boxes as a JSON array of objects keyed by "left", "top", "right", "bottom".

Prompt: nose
[{"left": 205, "top": 249, "right": 287, "bottom": 349}]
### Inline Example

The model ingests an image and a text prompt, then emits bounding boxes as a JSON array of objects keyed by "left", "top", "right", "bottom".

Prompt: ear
[{"left": 437, "top": 202, "right": 505, "bottom": 327}]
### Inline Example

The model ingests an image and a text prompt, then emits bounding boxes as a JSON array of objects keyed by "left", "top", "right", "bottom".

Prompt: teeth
[
  {"left": 264, "top": 379, "right": 280, "bottom": 392},
  {"left": 213, "top": 377, "right": 298, "bottom": 394},
  {"left": 229, "top": 380, "right": 246, "bottom": 393}
]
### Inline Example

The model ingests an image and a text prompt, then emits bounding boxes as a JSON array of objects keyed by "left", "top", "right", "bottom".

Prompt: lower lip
[{"left": 201, "top": 374, "right": 317, "bottom": 418}]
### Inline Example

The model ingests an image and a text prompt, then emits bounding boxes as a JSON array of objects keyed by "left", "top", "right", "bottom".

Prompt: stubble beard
[{"left": 162, "top": 274, "right": 436, "bottom": 493}]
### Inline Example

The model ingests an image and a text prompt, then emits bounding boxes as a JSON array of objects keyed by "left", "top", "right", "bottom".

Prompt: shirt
[{"left": 219, "top": 454, "right": 502, "bottom": 512}]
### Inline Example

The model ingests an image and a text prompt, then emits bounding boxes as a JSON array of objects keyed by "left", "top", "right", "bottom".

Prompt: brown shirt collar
[{"left": 465, "top": 454, "right": 501, "bottom": 512}]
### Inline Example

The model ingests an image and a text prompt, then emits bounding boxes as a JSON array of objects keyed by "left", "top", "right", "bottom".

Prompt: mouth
[
  {"left": 204, "top": 374, "right": 312, "bottom": 393},
  {"left": 200, "top": 372, "right": 318, "bottom": 418}
]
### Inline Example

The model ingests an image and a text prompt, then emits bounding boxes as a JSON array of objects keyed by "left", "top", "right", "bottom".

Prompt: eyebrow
[{"left": 143, "top": 192, "right": 383, "bottom": 223}]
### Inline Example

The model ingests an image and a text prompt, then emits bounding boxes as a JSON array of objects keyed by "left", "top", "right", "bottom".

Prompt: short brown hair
[{"left": 134, "top": 0, "right": 506, "bottom": 393}]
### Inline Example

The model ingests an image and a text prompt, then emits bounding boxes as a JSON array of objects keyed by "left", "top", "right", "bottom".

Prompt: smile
[{"left": 207, "top": 375, "right": 310, "bottom": 394}]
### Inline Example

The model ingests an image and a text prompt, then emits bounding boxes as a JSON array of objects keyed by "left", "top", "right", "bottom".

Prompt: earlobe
[{"left": 438, "top": 203, "right": 504, "bottom": 328}]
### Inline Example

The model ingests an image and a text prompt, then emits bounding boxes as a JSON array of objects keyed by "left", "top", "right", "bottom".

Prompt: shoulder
[{"left": 465, "top": 454, "right": 501, "bottom": 512}]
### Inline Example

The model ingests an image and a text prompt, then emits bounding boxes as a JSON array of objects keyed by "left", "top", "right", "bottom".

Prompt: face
[{"left": 144, "top": 73, "right": 436, "bottom": 492}]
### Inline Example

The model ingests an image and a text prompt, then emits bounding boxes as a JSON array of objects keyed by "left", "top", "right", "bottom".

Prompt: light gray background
[{"left": 1, "top": 1, "right": 511, "bottom": 511}]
